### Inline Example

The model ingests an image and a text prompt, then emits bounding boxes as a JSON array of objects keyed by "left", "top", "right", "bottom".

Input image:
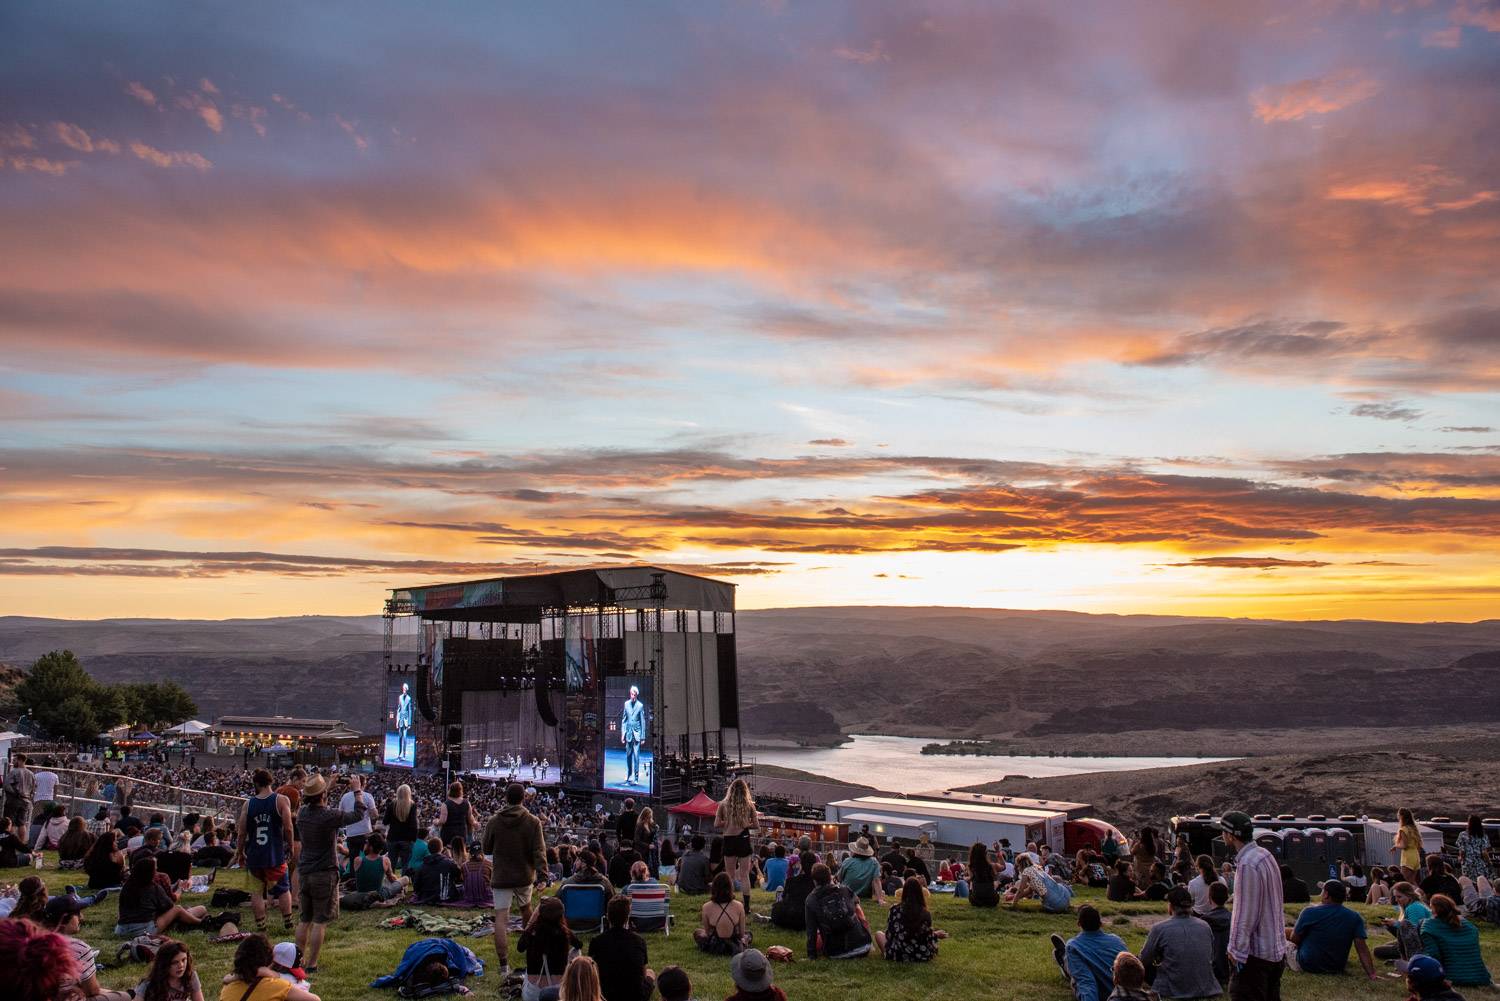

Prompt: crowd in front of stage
[{"left": 0, "top": 751, "right": 1497, "bottom": 1001}]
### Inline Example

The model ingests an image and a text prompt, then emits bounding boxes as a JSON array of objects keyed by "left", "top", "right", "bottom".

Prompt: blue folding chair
[{"left": 556, "top": 883, "right": 608, "bottom": 934}]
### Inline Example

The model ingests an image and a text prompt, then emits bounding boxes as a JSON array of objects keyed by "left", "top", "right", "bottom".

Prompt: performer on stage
[
  {"left": 395, "top": 681, "right": 414, "bottom": 761},
  {"left": 620, "top": 684, "right": 647, "bottom": 784}
]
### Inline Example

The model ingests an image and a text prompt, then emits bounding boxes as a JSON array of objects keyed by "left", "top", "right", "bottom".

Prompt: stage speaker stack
[{"left": 415, "top": 662, "right": 438, "bottom": 723}]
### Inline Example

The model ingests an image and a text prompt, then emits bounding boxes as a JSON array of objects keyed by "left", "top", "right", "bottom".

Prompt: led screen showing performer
[
  {"left": 382, "top": 676, "right": 416, "bottom": 767},
  {"left": 603, "top": 676, "right": 653, "bottom": 793}
]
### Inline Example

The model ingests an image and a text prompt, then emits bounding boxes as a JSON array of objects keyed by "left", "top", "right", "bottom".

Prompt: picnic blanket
[{"left": 380, "top": 908, "right": 501, "bottom": 937}]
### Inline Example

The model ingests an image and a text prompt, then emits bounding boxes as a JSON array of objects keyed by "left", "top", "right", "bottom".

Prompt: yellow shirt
[{"left": 219, "top": 978, "right": 292, "bottom": 1001}]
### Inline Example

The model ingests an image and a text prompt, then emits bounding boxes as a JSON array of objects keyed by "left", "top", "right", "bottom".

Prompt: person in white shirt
[
  {"left": 337, "top": 774, "right": 377, "bottom": 858},
  {"left": 33, "top": 762, "right": 59, "bottom": 805}
]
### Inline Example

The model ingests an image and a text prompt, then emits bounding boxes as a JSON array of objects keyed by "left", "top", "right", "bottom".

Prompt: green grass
[{"left": 11, "top": 866, "right": 1498, "bottom": 1000}]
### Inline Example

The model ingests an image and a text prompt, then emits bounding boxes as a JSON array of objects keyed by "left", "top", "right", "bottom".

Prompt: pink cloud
[
  {"left": 1252, "top": 69, "right": 1379, "bottom": 122},
  {"left": 128, "top": 142, "right": 212, "bottom": 170},
  {"left": 124, "top": 81, "right": 158, "bottom": 108},
  {"left": 51, "top": 122, "right": 120, "bottom": 155}
]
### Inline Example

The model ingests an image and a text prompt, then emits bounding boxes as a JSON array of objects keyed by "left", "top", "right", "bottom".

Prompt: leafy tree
[
  {"left": 15, "top": 650, "right": 115, "bottom": 744},
  {"left": 123, "top": 681, "right": 197, "bottom": 730}
]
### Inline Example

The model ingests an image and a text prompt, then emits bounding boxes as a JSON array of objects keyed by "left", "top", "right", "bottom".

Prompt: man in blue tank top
[{"left": 235, "top": 767, "right": 296, "bottom": 933}]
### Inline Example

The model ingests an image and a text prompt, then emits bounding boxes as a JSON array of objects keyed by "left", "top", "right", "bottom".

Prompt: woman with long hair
[
  {"left": 716, "top": 779, "right": 757, "bottom": 909},
  {"left": 1418, "top": 894, "right": 1494, "bottom": 988},
  {"left": 37, "top": 803, "right": 70, "bottom": 850},
  {"left": 1131, "top": 827, "right": 1159, "bottom": 890},
  {"left": 217, "top": 934, "right": 320, "bottom": 1001},
  {"left": 435, "top": 781, "right": 475, "bottom": 847},
  {"left": 1187, "top": 854, "right": 1221, "bottom": 914},
  {"left": 966, "top": 842, "right": 998, "bottom": 908},
  {"left": 1455, "top": 814, "right": 1493, "bottom": 883},
  {"left": 633, "top": 806, "right": 658, "bottom": 875},
  {"left": 875, "top": 876, "right": 945, "bottom": 962},
  {"left": 558, "top": 956, "right": 603, "bottom": 1001},
  {"left": 115, "top": 856, "right": 208, "bottom": 937},
  {"left": 1367, "top": 866, "right": 1393, "bottom": 906},
  {"left": 10, "top": 876, "right": 49, "bottom": 921},
  {"left": 137, "top": 941, "right": 205, "bottom": 1001},
  {"left": 516, "top": 895, "right": 581, "bottom": 1001},
  {"left": 0, "top": 917, "right": 78, "bottom": 1001},
  {"left": 57, "top": 815, "right": 95, "bottom": 864},
  {"left": 85, "top": 827, "right": 127, "bottom": 890},
  {"left": 382, "top": 784, "right": 420, "bottom": 870},
  {"left": 694, "top": 871, "right": 750, "bottom": 955},
  {"left": 1394, "top": 808, "right": 1424, "bottom": 883}
]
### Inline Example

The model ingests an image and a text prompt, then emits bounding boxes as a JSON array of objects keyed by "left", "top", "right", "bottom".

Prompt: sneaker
[{"left": 1050, "top": 933, "right": 1068, "bottom": 975}]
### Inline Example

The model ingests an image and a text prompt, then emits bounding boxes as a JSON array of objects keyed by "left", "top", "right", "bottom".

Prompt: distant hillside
[{"left": 2, "top": 608, "right": 1498, "bottom": 745}]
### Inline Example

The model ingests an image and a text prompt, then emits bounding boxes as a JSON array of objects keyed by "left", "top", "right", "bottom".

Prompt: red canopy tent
[{"left": 668, "top": 791, "right": 719, "bottom": 819}]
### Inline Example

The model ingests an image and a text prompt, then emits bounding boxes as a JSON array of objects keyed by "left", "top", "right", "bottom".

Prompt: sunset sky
[{"left": 3, "top": 2, "right": 1499, "bottom": 621}]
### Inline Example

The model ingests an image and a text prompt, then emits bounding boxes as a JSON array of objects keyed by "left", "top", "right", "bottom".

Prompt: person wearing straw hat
[
  {"left": 293, "top": 772, "right": 373, "bottom": 974},
  {"left": 835, "top": 836, "right": 886, "bottom": 903},
  {"left": 726, "top": 949, "right": 787, "bottom": 1001}
]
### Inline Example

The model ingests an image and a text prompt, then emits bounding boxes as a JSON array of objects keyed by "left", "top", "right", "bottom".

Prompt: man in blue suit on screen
[
  {"left": 621, "top": 684, "right": 647, "bottom": 784},
  {"left": 395, "top": 681, "right": 414, "bottom": 761}
]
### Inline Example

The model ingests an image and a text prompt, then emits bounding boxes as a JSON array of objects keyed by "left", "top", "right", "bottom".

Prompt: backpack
[
  {"left": 114, "top": 933, "right": 172, "bottom": 966},
  {"left": 211, "top": 887, "right": 252, "bottom": 908},
  {"left": 814, "top": 887, "right": 854, "bottom": 936}
]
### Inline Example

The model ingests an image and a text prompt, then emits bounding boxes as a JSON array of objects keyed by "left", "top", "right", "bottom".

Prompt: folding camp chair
[
  {"left": 625, "top": 881, "right": 673, "bottom": 936},
  {"left": 556, "top": 883, "right": 608, "bottom": 934}
]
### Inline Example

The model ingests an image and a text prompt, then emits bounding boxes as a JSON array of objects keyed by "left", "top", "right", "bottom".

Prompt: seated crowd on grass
[{"left": 0, "top": 752, "right": 1497, "bottom": 1001}]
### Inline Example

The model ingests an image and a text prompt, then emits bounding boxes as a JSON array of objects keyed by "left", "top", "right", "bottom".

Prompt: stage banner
[{"left": 561, "top": 612, "right": 602, "bottom": 789}]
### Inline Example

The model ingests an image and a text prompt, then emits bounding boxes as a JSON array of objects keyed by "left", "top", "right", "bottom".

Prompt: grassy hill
[{"left": 18, "top": 866, "right": 1494, "bottom": 1001}]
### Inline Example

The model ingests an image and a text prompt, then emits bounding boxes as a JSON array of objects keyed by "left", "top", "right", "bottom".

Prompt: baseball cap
[
  {"left": 1217, "top": 811, "right": 1254, "bottom": 841},
  {"left": 272, "top": 941, "right": 299, "bottom": 968},
  {"left": 43, "top": 895, "right": 87, "bottom": 922},
  {"left": 1403, "top": 954, "right": 1444, "bottom": 985}
]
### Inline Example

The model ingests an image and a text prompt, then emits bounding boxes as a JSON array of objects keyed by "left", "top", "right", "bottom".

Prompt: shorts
[
  {"left": 299, "top": 869, "right": 340, "bottom": 924},
  {"left": 114, "top": 920, "right": 155, "bottom": 938},
  {"left": 723, "top": 833, "right": 752, "bottom": 857},
  {"left": 251, "top": 863, "right": 290, "bottom": 898},
  {"left": 493, "top": 884, "right": 535, "bottom": 912}
]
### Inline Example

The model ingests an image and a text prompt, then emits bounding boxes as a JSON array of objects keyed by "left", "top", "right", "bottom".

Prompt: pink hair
[{"left": 0, "top": 918, "right": 79, "bottom": 1001}]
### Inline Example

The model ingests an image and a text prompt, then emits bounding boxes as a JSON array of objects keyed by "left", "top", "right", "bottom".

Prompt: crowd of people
[{"left": 0, "top": 750, "right": 1497, "bottom": 1001}]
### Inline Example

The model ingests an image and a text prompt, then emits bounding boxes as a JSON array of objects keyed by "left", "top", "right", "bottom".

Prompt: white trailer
[{"left": 826, "top": 795, "right": 1066, "bottom": 850}]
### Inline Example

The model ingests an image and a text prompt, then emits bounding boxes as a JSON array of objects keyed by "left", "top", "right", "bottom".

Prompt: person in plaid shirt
[{"left": 1219, "top": 811, "right": 1286, "bottom": 1001}]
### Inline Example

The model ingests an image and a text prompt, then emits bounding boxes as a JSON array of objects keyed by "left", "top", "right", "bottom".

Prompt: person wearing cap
[
  {"left": 42, "top": 893, "right": 133, "bottom": 1001},
  {"left": 293, "top": 772, "right": 373, "bottom": 974},
  {"left": 1216, "top": 811, "right": 1286, "bottom": 1001},
  {"left": 1285, "top": 878, "right": 1377, "bottom": 980},
  {"left": 271, "top": 941, "right": 311, "bottom": 990},
  {"left": 1139, "top": 885, "right": 1222, "bottom": 999},
  {"left": 835, "top": 837, "right": 886, "bottom": 903},
  {"left": 725, "top": 948, "right": 787, "bottom": 1001},
  {"left": 1404, "top": 954, "right": 1470, "bottom": 1001}
]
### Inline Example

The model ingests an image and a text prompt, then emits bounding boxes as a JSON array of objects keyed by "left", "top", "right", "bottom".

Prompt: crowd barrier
[{"left": 8, "top": 764, "right": 246, "bottom": 834}]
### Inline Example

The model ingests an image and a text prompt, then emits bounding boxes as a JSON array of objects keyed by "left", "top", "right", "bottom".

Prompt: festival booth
[{"left": 667, "top": 790, "right": 720, "bottom": 832}]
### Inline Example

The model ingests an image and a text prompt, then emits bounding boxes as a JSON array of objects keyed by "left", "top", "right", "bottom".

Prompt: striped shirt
[{"left": 1227, "top": 842, "right": 1286, "bottom": 964}]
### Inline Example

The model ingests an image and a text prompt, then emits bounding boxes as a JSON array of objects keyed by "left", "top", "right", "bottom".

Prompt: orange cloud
[
  {"left": 127, "top": 142, "right": 212, "bottom": 170},
  {"left": 1252, "top": 69, "right": 1378, "bottom": 122}
]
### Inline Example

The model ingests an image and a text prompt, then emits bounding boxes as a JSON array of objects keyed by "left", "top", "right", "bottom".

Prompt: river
[{"left": 752, "top": 734, "right": 1230, "bottom": 794}]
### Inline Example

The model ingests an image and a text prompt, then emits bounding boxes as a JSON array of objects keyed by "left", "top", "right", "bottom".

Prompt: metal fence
[{"left": 17, "top": 766, "right": 246, "bottom": 834}]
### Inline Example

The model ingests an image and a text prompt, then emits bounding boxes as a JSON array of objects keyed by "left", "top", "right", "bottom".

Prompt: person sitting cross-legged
[
  {"left": 1285, "top": 878, "right": 1379, "bottom": 981},
  {"left": 1139, "top": 885, "right": 1223, "bottom": 999},
  {"left": 1050, "top": 904, "right": 1128, "bottom": 1001}
]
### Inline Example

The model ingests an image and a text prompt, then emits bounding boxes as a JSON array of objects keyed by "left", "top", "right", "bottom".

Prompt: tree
[
  {"left": 15, "top": 650, "right": 116, "bottom": 744},
  {"left": 124, "top": 681, "right": 197, "bottom": 730}
]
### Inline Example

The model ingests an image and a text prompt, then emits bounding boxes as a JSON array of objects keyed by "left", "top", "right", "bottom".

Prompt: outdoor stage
[{"left": 381, "top": 565, "right": 743, "bottom": 802}]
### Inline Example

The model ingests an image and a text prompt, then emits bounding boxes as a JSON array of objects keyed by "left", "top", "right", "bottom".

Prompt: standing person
[
  {"left": 3, "top": 752, "right": 37, "bottom": 840},
  {"left": 435, "top": 781, "right": 475, "bottom": 847},
  {"left": 1132, "top": 827, "right": 1158, "bottom": 891},
  {"left": 482, "top": 781, "right": 547, "bottom": 978},
  {"left": 620, "top": 686, "right": 647, "bottom": 786},
  {"left": 716, "top": 779, "right": 758, "bottom": 911},
  {"left": 33, "top": 758, "right": 59, "bottom": 810},
  {"left": 1455, "top": 815, "right": 1493, "bottom": 884},
  {"left": 395, "top": 681, "right": 414, "bottom": 762},
  {"left": 1394, "top": 808, "right": 1424, "bottom": 884},
  {"left": 336, "top": 774, "right": 375, "bottom": 860},
  {"left": 632, "top": 807, "right": 657, "bottom": 876},
  {"left": 234, "top": 768, "right": 295, "bottom": 935},
  {"left": 274, "top": 769, "right": 305, "bottom": 900},
  {"left": 615, "top": 799, "right": 638, "bottom": 848},
  {"left": 293, "top": 773, "right": 372, "bottom": 974},
  {"left": 1217, "top": 811, "right": 1285, "bottom": 1001},
  {"left": 382, "top": 784, "right": 421, "bottom": 871}
]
